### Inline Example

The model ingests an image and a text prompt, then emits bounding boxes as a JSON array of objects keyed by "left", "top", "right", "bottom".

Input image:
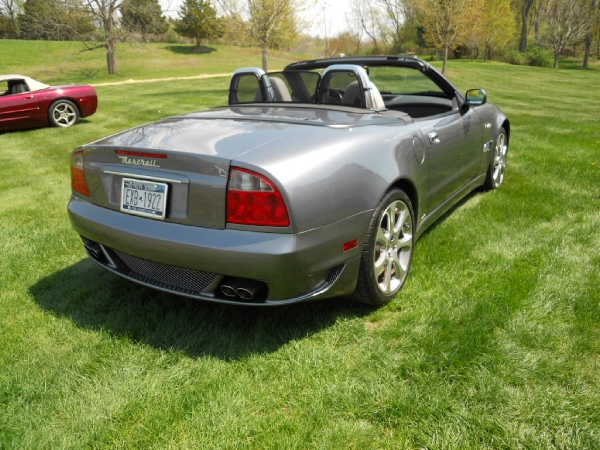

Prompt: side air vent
[{"left": 324, "top": 264, "right": 345, "bottom": 286}]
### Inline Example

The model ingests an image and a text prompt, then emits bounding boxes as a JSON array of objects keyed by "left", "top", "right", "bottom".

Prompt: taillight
[
  {"left": 227, "top": 168, "right": 290, "bottom": 227},
  {"left": 71, "top": 150, "right": 90, "bottom": 196}
]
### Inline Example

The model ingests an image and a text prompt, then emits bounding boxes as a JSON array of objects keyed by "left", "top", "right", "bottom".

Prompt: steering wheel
[{"left": 325, "top": 89, "right": 343, "bottom": 104}]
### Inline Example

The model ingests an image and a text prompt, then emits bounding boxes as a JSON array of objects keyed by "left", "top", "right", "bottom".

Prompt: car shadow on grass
[{"left": 29, "top": 259, "right": 375, "bottom": 360}]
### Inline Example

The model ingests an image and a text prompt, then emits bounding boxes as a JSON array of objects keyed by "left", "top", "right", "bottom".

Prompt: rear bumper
[
  {"left": 79, "top": 94, "right": 98, "bottom": 118},
  {"left": 68, "top": 196, "right": 371, "bottom": 305}
]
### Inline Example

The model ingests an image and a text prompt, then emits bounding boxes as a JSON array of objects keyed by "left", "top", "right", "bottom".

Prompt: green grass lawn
[
  {"left": 0, "top": 39, "right": 304, "bottom": 85},
  {"left": 1, "top": 42, "right": 599, "bottom": 449}
]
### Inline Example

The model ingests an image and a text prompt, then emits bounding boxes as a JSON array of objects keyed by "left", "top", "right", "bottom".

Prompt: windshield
[{"left": 367, "top": 66, "right": 446, "bottom": 96}]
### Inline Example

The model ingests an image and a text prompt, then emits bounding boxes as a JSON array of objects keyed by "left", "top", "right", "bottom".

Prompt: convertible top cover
[{"left": 0, "top": 75, "right": 50, "bottom": 92}]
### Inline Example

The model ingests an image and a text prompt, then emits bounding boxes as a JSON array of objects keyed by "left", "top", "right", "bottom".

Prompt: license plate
[{"left": 121, "top": 178, "right": 168, "bottom": 220}]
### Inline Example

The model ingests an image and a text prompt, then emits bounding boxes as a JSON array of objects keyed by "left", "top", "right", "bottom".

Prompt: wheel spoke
[
  {"left": 374, "top": 250, "right": 386, "bottom": 272},
  {"left": 398, "top": 232, "right": 412, "bottom": 248},
  {"left": 376, "top": 225, "right": 388, "bottom": 246},
  {"left": 391, "top": 250, "right": 406, "bottom": 281},
  {"left": 391, "top": 205, "right": 405, "bottom": 239},
  {"left": 379, "top": 255, "right": 394, "bottom": 293}
]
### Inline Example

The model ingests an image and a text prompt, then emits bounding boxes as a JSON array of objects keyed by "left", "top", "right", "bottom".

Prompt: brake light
[
  {"left": 227, "top": 168, "right": 290, "bottom": 227},
  {"left": 71, "top": 150, "right": 90, "bottom": 196},
  {"left": 115, "top": 150, "right": 167, "bottom": 159}
]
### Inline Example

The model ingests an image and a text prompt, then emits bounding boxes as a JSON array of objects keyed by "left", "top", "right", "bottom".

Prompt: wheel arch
[
  {"left": 502, "top": 119, "right": 510, "bottom": 146},
  {"left": 390, "top": 177, "right": 419, "bottom": 221},
  {"left": 48, "top": 97, "right": 82, "bottom": 116},
  {"left": 47, "top": 97, "right": 81, "bottom": 126}
]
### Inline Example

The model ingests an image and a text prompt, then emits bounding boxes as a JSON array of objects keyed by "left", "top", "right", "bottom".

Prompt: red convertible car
[{"left": 0, "top": 75, "right": 97, "bottom": 131}]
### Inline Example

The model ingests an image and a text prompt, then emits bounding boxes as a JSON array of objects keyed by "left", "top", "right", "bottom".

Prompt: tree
[
  {"left": 534, "top": 0, "right": 546, "bottom": 45},
  {"left": 328, "top": 31, "right": 357, "bottom": 57},
  {"left": 0, "top": 0, "right": 20, "bottom": 36},
  {"left": 481, "top": 0, "right": 516, "bottom": 60},
  {"left": 519, "top": 0, "right": 535, "bottom": 52},
  {"left": 349, "top": 0, "right": 385, "bottom": 51},
  {"left": 583, "top": 0, "right": 598, "bottom": 68},
  {"left": 18, "top": 0, "right": 122, "bottom": 74},
  {"left": 19, "top": 0, "right": 94, "bottom": 40},
  {"left": 540, "top": 0, "right": 592, "bottom": 68},
  {"left": 464, "top": 0, "right": 484, "bottom": 59},
  {"left": 175, "top": 0, "right": 225, "bottom": 48},
  {"left": 120, "top": 0, "right": 168, "bottom": 41},
  {"left": 0, "top": 11, "right": 18, "bottom": 37},
  {"left": 317, "top": 3, "right": 333, "bottom": 58},
  {"left": 246, "top": 0, "right": 299, "bottom": 71},
  {"left": 345, "top": 0, "right": 365, "bottom": 54},
  {"left": 419, "top": 0, "right": 476, "bottom": 73},
  {"left": 378, "top": 0, "right": 407, "bottom": 51},
  {"left": 83, "top": 0, "right": 124, "bottom": 75}
]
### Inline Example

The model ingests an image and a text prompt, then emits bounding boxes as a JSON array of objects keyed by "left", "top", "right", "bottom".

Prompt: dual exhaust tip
[{"left": 220, "top": 278, "right": 265, "bottom": 301}]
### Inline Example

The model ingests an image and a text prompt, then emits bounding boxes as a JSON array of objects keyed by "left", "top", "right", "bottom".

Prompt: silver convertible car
[{"left": 68, "top": 56, "right": 509, "bottom": 306}]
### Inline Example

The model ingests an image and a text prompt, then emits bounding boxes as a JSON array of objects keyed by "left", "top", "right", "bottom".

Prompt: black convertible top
[{"left": 285, "top": 55, "right": 462, "bottom": 100}]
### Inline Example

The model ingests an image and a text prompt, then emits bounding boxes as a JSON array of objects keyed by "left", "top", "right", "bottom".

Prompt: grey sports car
[{"left": 68, "top": 56, "right": 509, "bottom": 306}]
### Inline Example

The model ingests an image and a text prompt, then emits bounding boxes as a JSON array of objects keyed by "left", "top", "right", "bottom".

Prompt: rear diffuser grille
[{"left": 112, "top": 250, "right": 216, "bottom": 295}]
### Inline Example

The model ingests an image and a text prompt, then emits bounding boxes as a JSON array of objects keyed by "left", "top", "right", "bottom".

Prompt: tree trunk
[
  {"left": 534, "top": 0, "right": 545, "bottom": 46},
  {"left": 553, "top": 51, "right": 559, "bottom": 69},
  {"left": 520, "top": 0, "right": 534, "bottom": 52},
  {"left": 262, "top": 43, "right": 268, "bottom": 72},
  {"left": 442, "top": 46, "right": 448, "bottom": 74},
  {"left": 104, "top": 11, "right": 118, "bottom": 75},
  {"left": 583, "top": 0, "right": 596, "bottom": 68},
  {"left": 584, "top": 35, "right": 591, "bottom": 68},
  {"left": 106, "top": 39, "right": 118, "bottom": 75}
]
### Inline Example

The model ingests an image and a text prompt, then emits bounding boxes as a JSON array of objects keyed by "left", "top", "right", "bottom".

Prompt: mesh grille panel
[
  {"left": 113, "top": 250, "right": 216, "bottom": 294},
  {"left": 325, "top": 264, "right": 344, "bottom": 285}
]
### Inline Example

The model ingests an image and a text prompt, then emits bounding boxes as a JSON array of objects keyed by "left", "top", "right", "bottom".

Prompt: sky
[
  {"left": 160, "top": 0, "right": 352, "bottom": 37},
  {"left": 307, "top": 1, "right": 352, "bottom": 36}
]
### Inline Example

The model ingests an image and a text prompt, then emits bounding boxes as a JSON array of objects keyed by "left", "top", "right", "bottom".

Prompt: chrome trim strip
[{"left": 103, "top": 170, "right": 184, "bottom": 183}]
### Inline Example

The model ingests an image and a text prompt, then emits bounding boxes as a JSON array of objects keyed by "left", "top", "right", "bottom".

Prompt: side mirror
[{"left": 465, "top": 88, "right": 487, "bottom": 106}]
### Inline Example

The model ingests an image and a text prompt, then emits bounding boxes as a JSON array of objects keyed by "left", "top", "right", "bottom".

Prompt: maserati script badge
[{"left": 118, "top": 156, "right": 160, "bottom": 167}]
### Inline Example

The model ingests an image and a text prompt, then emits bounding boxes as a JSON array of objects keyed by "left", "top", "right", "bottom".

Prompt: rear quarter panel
[
  {"left": 232, "top": 121, "right": 428, "bottom": 233},
  {"left": 38, "top": 85, "right": 98, "bottom": 122},
  {"left": 472, "top": 103, "right": 510, "bottom": 174}
]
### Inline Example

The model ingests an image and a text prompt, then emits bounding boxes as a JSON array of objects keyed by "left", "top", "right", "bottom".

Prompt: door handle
[{"left": 427, "top": 131, "right": 440, "bottom": 145}]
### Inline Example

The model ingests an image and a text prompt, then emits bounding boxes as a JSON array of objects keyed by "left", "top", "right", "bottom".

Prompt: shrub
[
  {"left": 504, "top": 46, "right": 553, "bottom": 68},
  {"left": 527, "top": 46, "right": 553, "bottom": 68},
  {"left": 504, "top": 49, "right": 529, "bottom": 65}
]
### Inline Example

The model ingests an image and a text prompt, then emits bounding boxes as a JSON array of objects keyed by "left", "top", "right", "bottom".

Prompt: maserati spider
[{"left": 68, "top": 56, "right": 509, "bottom": 306}]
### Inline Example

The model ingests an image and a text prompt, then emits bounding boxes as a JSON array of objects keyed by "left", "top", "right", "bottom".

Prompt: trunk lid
[{"left": 78, "top": 106, "right": 403, "bottom": 229}]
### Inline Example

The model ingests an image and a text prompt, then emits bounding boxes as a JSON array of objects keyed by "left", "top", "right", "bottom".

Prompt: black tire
[
  {"left": 483, "top": 127, "right": 508, "bottom": 191},
  {"left": 49, "top": 100, "right": 80, "bottom": 127},
  {"left": 349, "top": 189, "right": 415, "bottom": 305}
]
